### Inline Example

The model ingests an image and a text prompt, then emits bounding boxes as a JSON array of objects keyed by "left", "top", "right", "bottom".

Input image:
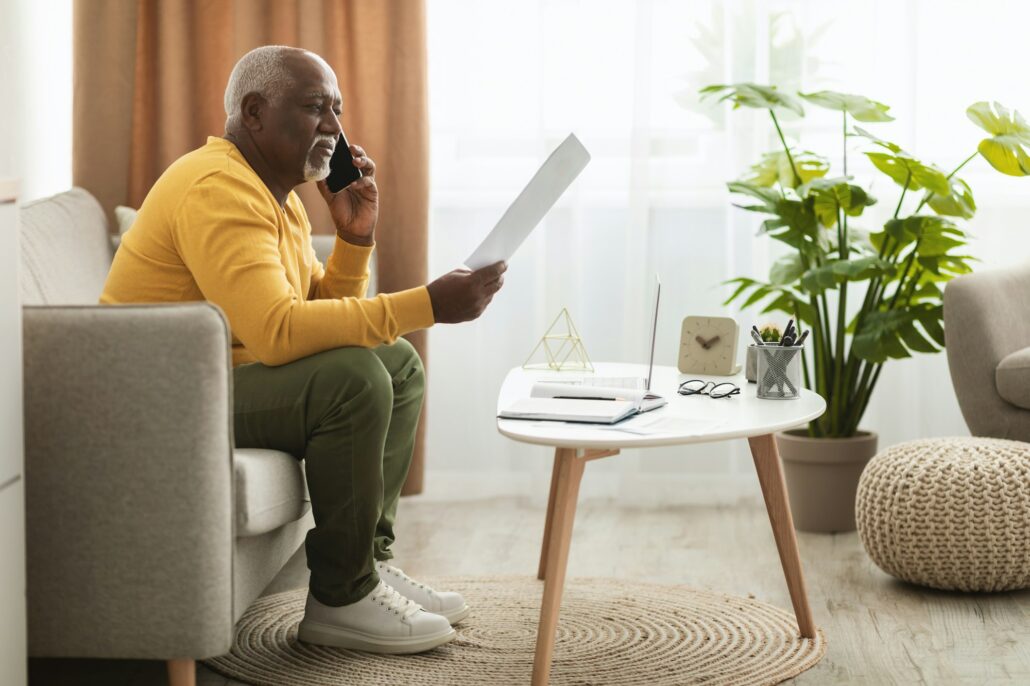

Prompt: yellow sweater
[{"left": 100, "top": 136, "right": 434, "bottom": 367}]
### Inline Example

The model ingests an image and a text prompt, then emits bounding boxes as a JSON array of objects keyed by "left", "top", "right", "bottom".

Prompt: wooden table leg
[
  {"left": 533, "top": 447, "right": 585, "bottom": 686},
  {"left": 748, "top": 433, "right": 817, "bottom": 638},
  {"left": 167, "top": 659, "right": 195, "bottom": 686},
  {"left": 537, "top": 449, "right": 564, "bottom": 580}
]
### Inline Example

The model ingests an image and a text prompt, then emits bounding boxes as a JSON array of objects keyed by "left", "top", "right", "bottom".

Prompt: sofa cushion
[
  {"left": 234, "top": 448, "right": 310, "bottom": 537},
  {"left": 996, "top": 347, "right": 1030, "bottom": 410},
  {"left": 20, "top": 187, "right": 114, "bottom": 305}
]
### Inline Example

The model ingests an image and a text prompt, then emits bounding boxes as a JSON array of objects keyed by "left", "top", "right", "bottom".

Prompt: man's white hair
[{"left": 224, "top": 45, "right": 296, "bottom": 129}]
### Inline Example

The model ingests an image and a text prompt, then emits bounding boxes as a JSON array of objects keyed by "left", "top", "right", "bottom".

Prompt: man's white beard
[{"left": 304, "top": 158, "right": 332, "bottom": 182}]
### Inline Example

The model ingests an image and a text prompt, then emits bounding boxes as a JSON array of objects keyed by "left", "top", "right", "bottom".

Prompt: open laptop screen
[{"left": 645, "top": 274, "right": 661, "bottom": 392}]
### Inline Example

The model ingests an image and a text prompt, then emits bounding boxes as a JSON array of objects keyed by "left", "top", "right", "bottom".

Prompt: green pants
[{"left": 232, "top": 339, "right": 425, "bottom": 607}]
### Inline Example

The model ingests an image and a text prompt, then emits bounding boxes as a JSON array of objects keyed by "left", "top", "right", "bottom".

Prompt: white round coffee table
[{"left": 497, "top": 363, "right": 826, "bottom": 686}]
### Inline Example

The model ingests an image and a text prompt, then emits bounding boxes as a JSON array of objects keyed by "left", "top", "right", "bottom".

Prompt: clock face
[{"left": 679, "top": 316, "right": 740, "bottom": 375}]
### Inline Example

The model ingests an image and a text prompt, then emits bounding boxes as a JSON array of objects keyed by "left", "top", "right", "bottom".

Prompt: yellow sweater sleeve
[
  {"left": 174, "top": 174, "right": 434, "bottom": 366},
  {"left": 308, "top": 235, "right": 372, "bottom": 300}
]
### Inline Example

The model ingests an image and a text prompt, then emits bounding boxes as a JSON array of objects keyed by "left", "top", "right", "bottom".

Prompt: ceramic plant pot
[{"left": 774, "top": 429, "right": 878, "bottom": 533}]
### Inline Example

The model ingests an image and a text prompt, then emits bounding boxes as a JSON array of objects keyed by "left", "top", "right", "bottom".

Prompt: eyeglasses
[{"left": 678, "top": 379, "right": 740, "bottom": 399}]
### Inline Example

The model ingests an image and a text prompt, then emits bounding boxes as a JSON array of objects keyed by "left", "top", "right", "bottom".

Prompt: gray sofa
[
  {"left": 19, "top": 188, "right": 352, "bottom": 684},
  {"left": 945, "top": 263, "right": 1030, "bottom": 441}
]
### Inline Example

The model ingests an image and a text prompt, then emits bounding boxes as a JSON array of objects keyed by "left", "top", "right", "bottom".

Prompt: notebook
[{"left": 498, "top": 397, "right": 639, "bottom": 424}]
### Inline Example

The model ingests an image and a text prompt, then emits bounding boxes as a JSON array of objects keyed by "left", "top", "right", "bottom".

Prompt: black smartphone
[{"left": 325, "top": 131, "right": 362, "bottom": 193}]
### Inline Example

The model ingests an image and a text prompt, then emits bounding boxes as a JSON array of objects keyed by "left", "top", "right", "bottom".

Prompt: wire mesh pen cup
[{"left": 756, "top": 346, "right": 803, "bottom": 400}]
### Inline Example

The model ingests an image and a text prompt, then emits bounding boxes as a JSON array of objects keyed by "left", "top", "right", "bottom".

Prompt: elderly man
[{"left": 100, "top": 45, "right": 506, "bottom": 654}]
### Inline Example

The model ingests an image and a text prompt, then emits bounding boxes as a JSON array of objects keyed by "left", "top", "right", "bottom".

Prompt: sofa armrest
[
  {"left": 945, "top": 264, "right": 1030, "bottom": 440},
  {"left": 997, "top": 347, "right": 1030, "bottom": 410},
  {"left": 23, "top": 303, "right": 236, "bottom": 659}
]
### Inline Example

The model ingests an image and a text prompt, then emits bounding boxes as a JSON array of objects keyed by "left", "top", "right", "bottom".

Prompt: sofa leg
[{"left": 167, "top": 659, "right": 196, "bottom": 686}]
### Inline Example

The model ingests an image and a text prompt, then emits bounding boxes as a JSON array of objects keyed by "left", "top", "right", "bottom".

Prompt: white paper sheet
[{"left": 464, "top": 133, "right": 591, "bottom": 270}]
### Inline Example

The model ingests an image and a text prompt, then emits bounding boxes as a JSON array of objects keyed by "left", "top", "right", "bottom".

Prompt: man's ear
[{"left": 239, "top": 92, "right": 267, "bottom": 131}]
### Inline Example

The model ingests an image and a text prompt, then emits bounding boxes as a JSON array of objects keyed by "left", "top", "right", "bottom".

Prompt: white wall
[
  {"left": 0, "top": 1, "right": 72, "bottom": 681},
  {"left": 5, "top": 0, "right": 73, "bottom": 200},
  {"left": 0, "top": 0, "right": 27, "bottom": 680}
]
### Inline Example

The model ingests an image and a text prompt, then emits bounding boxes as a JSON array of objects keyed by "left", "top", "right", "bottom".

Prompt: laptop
[{"left": 545, "top": 274, "right": 667, "bottom": 413}]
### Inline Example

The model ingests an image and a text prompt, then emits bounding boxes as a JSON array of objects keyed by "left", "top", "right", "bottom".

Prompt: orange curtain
[{"left": 74, "top": 0, "right": 430, "bottom": 494}]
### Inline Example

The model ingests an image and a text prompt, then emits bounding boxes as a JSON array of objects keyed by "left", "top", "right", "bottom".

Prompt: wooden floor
[{"left": 29, "top": 495, "right": 1030, "bottom": 685}]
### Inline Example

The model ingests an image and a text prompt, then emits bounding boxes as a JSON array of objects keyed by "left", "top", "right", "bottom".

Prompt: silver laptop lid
[{"left": 646, "top": 274, "right": 660, "bottom": 392}]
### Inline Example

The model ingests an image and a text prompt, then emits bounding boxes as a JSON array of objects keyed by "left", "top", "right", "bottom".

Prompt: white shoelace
[
  {"left": 370, "top": 582, "right": 422, "bottom": 620},
  {"left": 378, "top": 562, "right": 434, "bottom": 596}
]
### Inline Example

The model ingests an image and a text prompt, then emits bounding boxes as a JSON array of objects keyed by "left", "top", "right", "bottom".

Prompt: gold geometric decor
[{"left": 523, "top": 308, "right": 593, "bottom": 372}]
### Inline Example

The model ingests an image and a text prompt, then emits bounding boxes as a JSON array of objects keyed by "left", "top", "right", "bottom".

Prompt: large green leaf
[
  {"left": 850, "top": 126, "right": 901, "bottom": 152},
  {"left": 907, "top": 280, "right": 943, "bottom": 304},
  {"left": 917, "top": 254, "right": 976, "bottom": 278},
  {"left": 727, "top": 181, "right": 822, "bottom": 255},
  {"left": 799, "top": 257, "right": 896, "bottom": 295},
  {"left": 799, "top": 90, "right": 894, "bottom": 122},
  {"left": 802, "top": 178, "right": 877, "bottom": 227},
  {"left": 864, "top": 153, "right": 950, "bottom": 196},
  {"left": 851, "top": 304, "right": 943, "bottom": 363},
  {"left": 926, "top": 177, "right": 976, "bottom": 219},
  {"left": 699, "top": 83, "right": 805, "bottom": 116},
  {"left": 726, "top": 180, "right": 781, "bottom": 211},
  {"left": 769, "top": 253, "right": 805, "bottom": 285},
  {"left": 881, "top": 215, "right": 964, "bottom": 253},
  {"left": 966, "top": 101, "right": 1030, "bottom": 176},
  {"left": 743, "top": 149, "right": 830, "bottom": 188},
  {"left": 854, "top": 126, "right": 950, "bottom": 195},
  {"left": 722, "top": 277, "right": 815, "bottom": 324}
]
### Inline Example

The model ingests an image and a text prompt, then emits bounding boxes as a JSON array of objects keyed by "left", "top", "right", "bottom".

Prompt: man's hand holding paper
[{"left": 427, "top": 261, "right": 507, "bottom": 323}]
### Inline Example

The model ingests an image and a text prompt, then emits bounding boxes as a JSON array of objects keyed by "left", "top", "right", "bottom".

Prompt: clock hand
[
  {"left": 707, "top": 335, "right": 720, "bottom": 347},
  {"left": 695, "top": 335, "right": 709, "bottom": 350}
]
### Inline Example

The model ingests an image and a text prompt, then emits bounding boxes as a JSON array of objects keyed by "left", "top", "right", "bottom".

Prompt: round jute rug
[{"left": 204, "top": 576, "right": 826, "bottom": 685}]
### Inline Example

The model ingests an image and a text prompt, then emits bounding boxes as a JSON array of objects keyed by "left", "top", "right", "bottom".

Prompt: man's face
[{"left": 257, "top": 53, "right": 343, "bottom": 185}]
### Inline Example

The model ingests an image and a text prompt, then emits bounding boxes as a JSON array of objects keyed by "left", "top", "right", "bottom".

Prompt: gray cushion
[
  {"left": 20, "top": 187, "right": 114, "bottom": 305},
  {"left": 234, "top": 448, "right": 309, "bottom": 537},
  {"left": 997, "top": 347, "right": 1030, "bottom": 410}
]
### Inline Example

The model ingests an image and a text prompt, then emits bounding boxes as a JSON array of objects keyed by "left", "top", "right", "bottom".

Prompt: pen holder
[
  {"left": 746, "top": 344, "right": 760, "bottom": 383},
  {"left": 756, "top": 346, "right": 803, "bottom": 400}
]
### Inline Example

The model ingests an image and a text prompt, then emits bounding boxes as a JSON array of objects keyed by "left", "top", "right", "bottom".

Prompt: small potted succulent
[
  {"left": 745, "top": 323, "right": 782, "bottom": 383},
  {"left": 697, "top": 83, "right": 1029, "bottom": 532}
]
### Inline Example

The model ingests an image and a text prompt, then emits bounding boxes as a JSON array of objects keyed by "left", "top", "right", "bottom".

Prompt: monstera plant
[{"left": 699, "top": 83, "right": 1029, "bottom": 440}]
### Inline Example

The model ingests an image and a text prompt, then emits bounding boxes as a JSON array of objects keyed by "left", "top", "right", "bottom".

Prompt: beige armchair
[
  {"left": 19, "top": 188, "right": 343, "bottom": 685},
  {"left": 944, "top": 262, "right": 1030, "bottom": 442}
]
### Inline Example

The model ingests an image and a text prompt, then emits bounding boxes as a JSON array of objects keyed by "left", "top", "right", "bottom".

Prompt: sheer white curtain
[
  {"left": 423, "top": 0, "right": 1030, "bottom": 503},
  {"left": 1, "top": 0, "right": 73, "bottom": 200}
]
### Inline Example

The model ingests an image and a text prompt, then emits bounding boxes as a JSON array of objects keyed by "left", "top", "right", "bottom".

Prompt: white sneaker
[
  {"left": 297, "top": 580, "right": 456, "bottom": 654},
  {"left": 375, "top": 561, "right": 471, "bottom": 624}
]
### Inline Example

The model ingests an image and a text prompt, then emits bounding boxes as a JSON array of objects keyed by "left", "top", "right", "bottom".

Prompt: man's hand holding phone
[
  {"left": 426, "top": 262, "right": 507, "bottom": 324},
  {"left": 318, "top": 133, "right": 507, "bottom": 324},
  {"left": 317, "top": 137, "right": 378, "bottom": 247}
]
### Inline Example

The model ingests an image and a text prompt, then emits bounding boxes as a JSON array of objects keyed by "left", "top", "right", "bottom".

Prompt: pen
[
  {"left": 781, "top": 319, "right": 795, "bottom": 344},
  {"left": 794, "top": 330, "right": 809, "bottom": 347},
  {"left": 750, "top": 329, "right": 767, "bottom": 347},
  {"left": 554, "top": 396, "right": 619, "bottom": 401}
]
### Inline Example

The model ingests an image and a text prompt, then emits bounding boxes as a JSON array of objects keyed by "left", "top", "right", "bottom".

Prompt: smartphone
[{"left": 325, "top": 131, "right": 362, "bottom": 193}]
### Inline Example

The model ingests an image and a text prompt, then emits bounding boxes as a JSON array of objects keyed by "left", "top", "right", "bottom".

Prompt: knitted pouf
[{"left": 856, "top": 437, "right": 1030, "bottom": 592}]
